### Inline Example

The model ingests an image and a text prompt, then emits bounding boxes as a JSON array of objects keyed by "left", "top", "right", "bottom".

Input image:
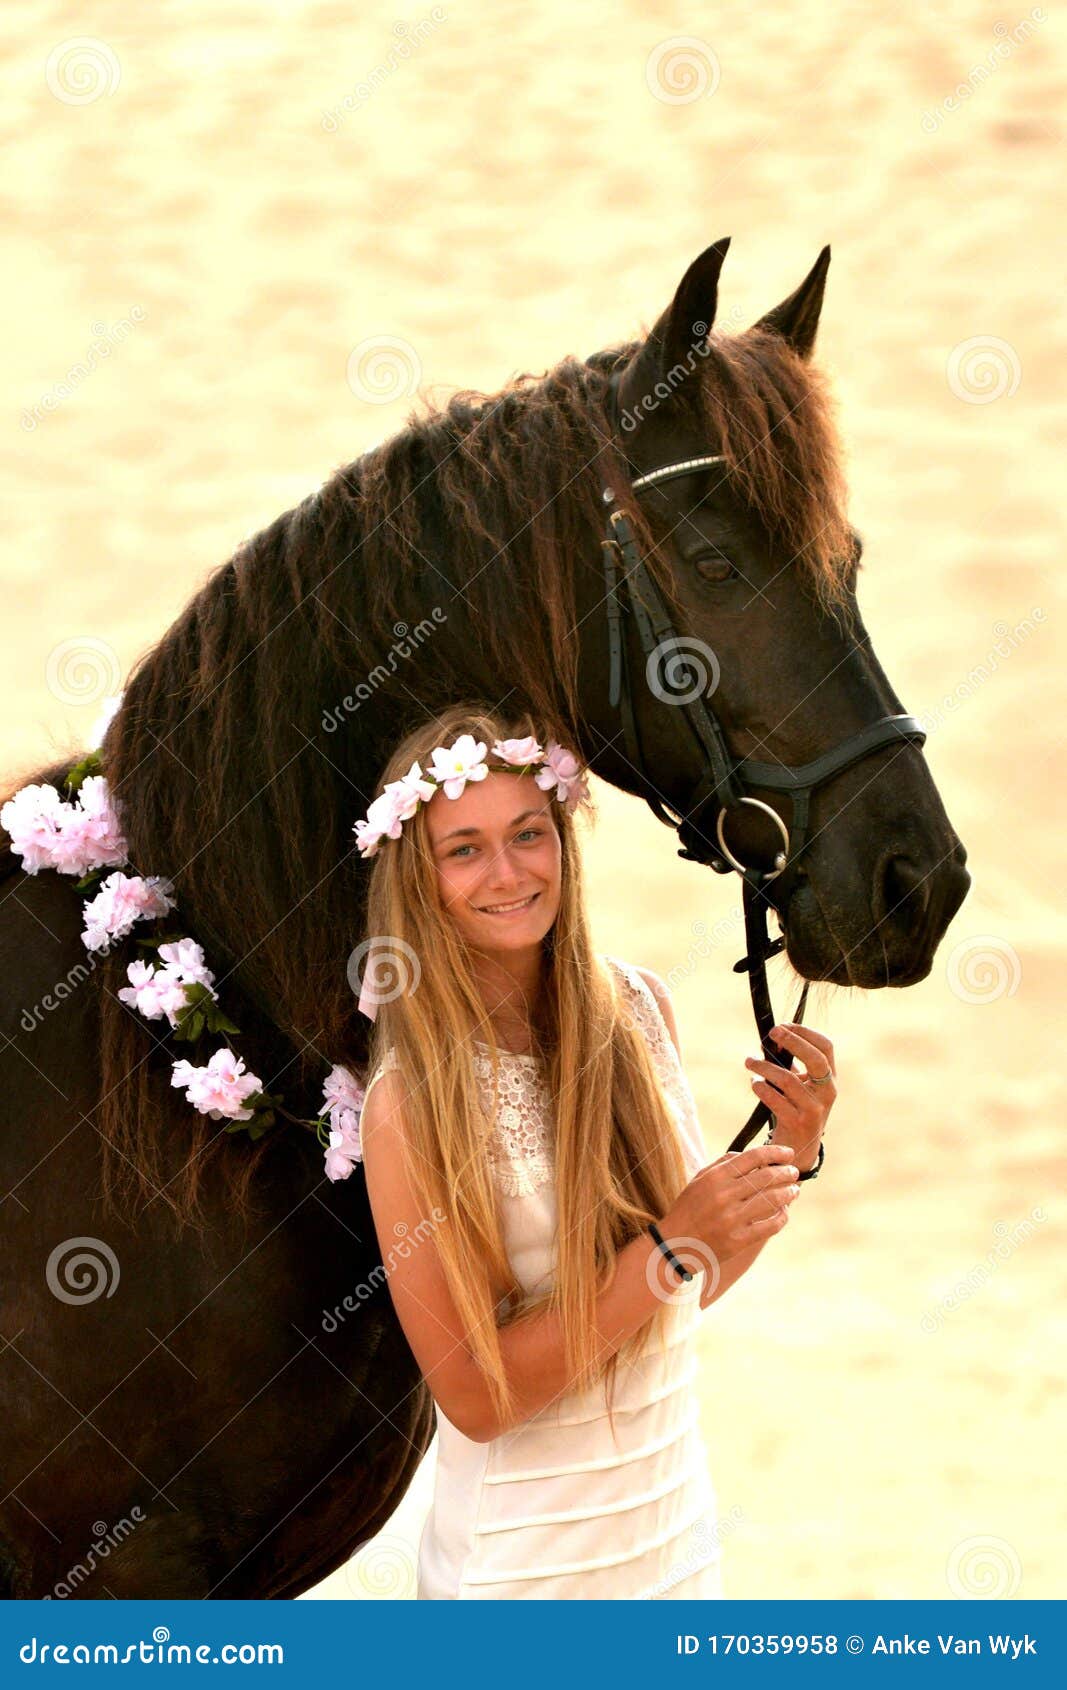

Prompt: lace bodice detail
[
  {"left": 471, "top": 1044, "right": 554, "bottom": 1197},
  {"left": 362, "top": 954, "right": 702, "bottom": 1199}
]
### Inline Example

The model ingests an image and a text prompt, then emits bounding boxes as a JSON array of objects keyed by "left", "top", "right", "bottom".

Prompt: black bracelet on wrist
[
  {"left": 648, "top": 1221, "right": 693, "bottom": 1282},
  {"left": 765, "top": 1132, "right": 825, "bottom": 1182},
  {"left": 797, "top": 1141, "right": 825, "bottom": 1181}
]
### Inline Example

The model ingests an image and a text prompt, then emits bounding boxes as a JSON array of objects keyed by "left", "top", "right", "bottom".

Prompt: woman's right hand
[{"left": 657, "top": 1142, "right": 801, "bottom": 1276}]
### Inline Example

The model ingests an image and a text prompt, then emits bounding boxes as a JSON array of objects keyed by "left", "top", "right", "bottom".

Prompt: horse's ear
[
  {"left": 751, "top": 244, "right": 831, "bottom": 359},
  {"left": 645, "top": 236, "right": 731, "bottom": 386}
]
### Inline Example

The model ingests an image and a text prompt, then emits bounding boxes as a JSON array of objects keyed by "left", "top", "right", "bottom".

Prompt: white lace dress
[{"left": 361, "top": 953, "right": 724, "bottom": 1600}]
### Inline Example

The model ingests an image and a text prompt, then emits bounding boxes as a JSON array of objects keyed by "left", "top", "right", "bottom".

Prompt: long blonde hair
[{"left": 361, "top": 702, "right": 691, "bottom": 1435}]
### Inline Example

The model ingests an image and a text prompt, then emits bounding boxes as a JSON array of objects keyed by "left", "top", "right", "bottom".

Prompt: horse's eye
[{"left": 695, "top": 554, "right": 737, "bottom": 585}]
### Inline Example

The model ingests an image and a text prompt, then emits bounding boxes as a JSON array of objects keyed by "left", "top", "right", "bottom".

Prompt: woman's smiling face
[{"left": 425, "top": 770, "right": 562, "bottom": 951}]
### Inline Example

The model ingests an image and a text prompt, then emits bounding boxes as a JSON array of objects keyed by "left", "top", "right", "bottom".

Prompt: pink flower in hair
[
  {"left": 157, "top": 937, "right": 214, "bottom": 987},
  {"left": 384, "top": 760, "right": 437, "bottom": 822},
  {"left": 170, "top": 1047, "right": 262, "bottom": 1121},
  {"left": 325, "top": 1123, "right": 359, "bottom": 1180},
  {"left": 535, "top": 741, "right": 590, "bottom": 812},
  {"left": 322, "top": 1064, "right": 366, "bottom": 1179},
  {"left": 51, "top": 775, "right": 129, "bottom": 876},
  {"left": 491, "top": 735, "right": 543, "bottom": 767},
  {"left": 81, "top": 871, "right": 176, "bottom": 953},
  {"left": 323, "top": 1063, "right": 365, "bottom": 1118},
  {"left": 560, "top": 767, "right": 592, "bottom": 815},
  {"left": 0, "top": 782, "right": 71, "bottom": 873},
  {"left": 117, "top": 959, "right": 174, "bottom": 1021},
  {"left": 117, "top": 936, "right": 217, "bottom": 1027},
  {"left": 354, "top": 788, "right": 405, "bottom": 859},
  {"left": 426, "top": 734, "right": 489, "bottom": 800}
]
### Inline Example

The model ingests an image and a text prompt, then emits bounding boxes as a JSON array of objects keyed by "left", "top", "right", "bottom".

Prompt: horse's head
[{"left": 585, "top": 238, "right": 969, "bottom": 987}]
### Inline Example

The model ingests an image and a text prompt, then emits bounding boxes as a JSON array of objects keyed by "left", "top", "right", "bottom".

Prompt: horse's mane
[{"left": 2, "top": 328, "right": 852, "bottom": 1233}]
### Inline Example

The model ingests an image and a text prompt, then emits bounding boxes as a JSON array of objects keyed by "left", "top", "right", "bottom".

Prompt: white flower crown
[{"left": 352, "top": 732, "right": 592, "bottom": 859}]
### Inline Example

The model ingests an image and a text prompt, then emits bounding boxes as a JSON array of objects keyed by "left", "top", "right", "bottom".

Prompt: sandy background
[{"left": 3, "top": 0, "right": 1065, "bottom": 1600}]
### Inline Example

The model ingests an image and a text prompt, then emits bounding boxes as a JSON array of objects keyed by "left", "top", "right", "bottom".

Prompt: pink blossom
[
  {"left": 491, "top": 735, "right": 544, "bottom": 767},
  {"left": 117, "top": 960, "right": 190, "bottom": 1027},
  {"left": 426, "top": 734, "right": 489, "bottom": 800},
  {"left": 117, "top": 959, "right": 173, "bottom": 1021},
  {"left": 354, "top": 787, "right": 407, "bottom": 859},
  {"left": 170, "top": 1047, "right": 262, "bottom": 1121},
  {"left": 354, "top": 818, "right": 382, "bottom": 859},
  {"left": 157, "top": 937, "right": 214, "bottom": 988},
  {"left": 81, "top": 872, "right": 176, "bottom": 954},
  {"left": 387, "top": 760, "right": 437, "bottom": 819},
  {"left": 0, "top": 782, "right": 72, "bottom": 873},
  {"left": 116, "top": 936, "right": 216, "bottom": 1027},
  {"left": 325, "top": 1128, "right": 360, "bottom": 1181},
  {"left": 561, "top": 771, "right": 591, "bottom": 814},
  {"left": 535, "top": 741, "right": 589, "bottom": 812},
  {"left": 50, "top": 775, "right": 129, "bottom": 876},
  {"left": 323, "top": 1063, "right": 365, "bottom": 1117},
  {"left": 324, "top": 1112, "right": 363, "bottom": 1180},
  {"left": 321, "top": 1064, "right": 365, "bottom": 1179}
]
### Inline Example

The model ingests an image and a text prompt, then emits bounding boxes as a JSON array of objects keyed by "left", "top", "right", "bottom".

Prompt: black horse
[{"left": 0, "top": 239, "right": 969, "bottom": 1597}]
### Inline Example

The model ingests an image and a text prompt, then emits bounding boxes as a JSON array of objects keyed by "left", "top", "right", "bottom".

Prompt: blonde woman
[{"left": 356, "top": 702, "right": 836, "bottom": 1600}]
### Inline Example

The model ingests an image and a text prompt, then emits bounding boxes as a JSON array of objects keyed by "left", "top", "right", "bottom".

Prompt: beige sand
[{"left": 3, "top": 1, "right": 1063, "bottom": 1600}]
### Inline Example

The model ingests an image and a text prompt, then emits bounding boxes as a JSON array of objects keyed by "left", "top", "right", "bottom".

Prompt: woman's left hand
[{"left": 744, "top": 1022, "right": 837, "bottom": 1172}]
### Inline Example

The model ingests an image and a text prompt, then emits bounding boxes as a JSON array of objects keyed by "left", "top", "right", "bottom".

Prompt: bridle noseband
[{"left": 598, "top": 370, "right": 928, "bottom": 1151}]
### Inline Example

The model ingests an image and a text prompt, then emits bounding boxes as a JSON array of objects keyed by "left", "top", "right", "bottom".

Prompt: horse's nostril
[{"left": 880, "top": 851, "right": 929, "bottom": 925}]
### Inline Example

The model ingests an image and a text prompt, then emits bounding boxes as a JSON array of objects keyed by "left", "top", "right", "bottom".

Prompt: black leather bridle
[{"left": 599, "top": 370, "right": 928, "bottom": 1152}]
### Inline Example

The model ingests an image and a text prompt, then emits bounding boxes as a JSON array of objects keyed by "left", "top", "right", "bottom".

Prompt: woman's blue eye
[{"left": 450, "top": 827, "right": 541, "bottom": 859}]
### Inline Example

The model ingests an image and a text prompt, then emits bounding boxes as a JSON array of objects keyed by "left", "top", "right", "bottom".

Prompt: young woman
[{"left": 355, "top": 702, "right": 836, "bottom": 1600}]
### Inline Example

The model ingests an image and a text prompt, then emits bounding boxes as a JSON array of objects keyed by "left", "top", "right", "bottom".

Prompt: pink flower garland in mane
[{"left": 1, "top": 708, "right": 591, "bottom": 1185}]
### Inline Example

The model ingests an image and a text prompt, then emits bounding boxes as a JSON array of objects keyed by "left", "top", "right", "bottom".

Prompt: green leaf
[
  {"left": 172, "top": 1008, "right": 205, "bottom": 1043},
  {"left": 63, "top": 750, "right": 103, "bottom": 795},
  {"left": 210, "top": 1008, "right": 242, "bottom": 1036}
]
